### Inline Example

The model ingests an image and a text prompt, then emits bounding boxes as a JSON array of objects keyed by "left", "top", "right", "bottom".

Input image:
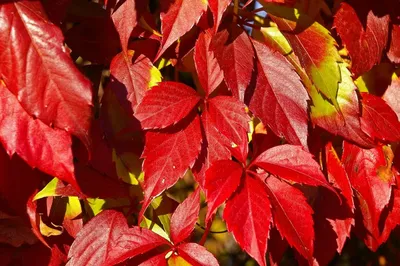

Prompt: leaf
[
  {"left": 0, "top": 210, "right": 37, "bottom": 247},
  {"left": 111, "top": 0, "right": 138, "bottom": 53},
  {"left": 135, "top": 82, "right": 201, "bottom": 129},
  {"left": 110, "top": 51, "right": 161, "bottom": 112},
  {"left": 252, "top": 145, "right": 334, "bottom": 191},
  {"left": 140, "top": 114, "right": 202, "bottom": 221},
  {"left": 265, "top": 175, "right": 314, "bottom": 260},
  {"left": 207, "top": 96, "right": 250, "bottom": 149},
  {"left": 204, "top": 160, "right": 243, "bottom": 223},
  {"left": 265, "top": 5, "right": 342, "bottom": 108},
  {"left": 0, "top": 81, "right": 76, "bottom": 188},
  {"left": 177, "top": 243, "right": 219, "bottom": 266},
  {"left": 333, "top": 2, "right": 389, "bottom": 77},
  {"left": 192, "top": 111, "right": 232, "bottom": 187},
  {"left": 158, "top": 0, "right": 207, "bottom": 59},
  {"left": 310, "top": 63, "right": 375, "bottom": 148},
  {"left": 250, "top": 40, "right": 309, "bottom": 148},
  {"left": 342, "top": 142, "right": 395, "bottom": 250},
  {"left": 0, "top": 1, "right": 93, "bottom": 145},
  {"left": 170, "top": 188, "right": 200, "bottom": 244},
  {"left": 224, "top": 175, "right": 271, "bottom": 266},
  {"left": 67, "top": 210, "right": 171, "bottom": 266},
  {"left": 194, "top": 30, "right": 224, "bottom": 96},
  {"left": 383, "top": 76, "right": 400, "bottom": 120},
  {"left": 379, "top": 174, "right": 400, "bottom": 244},
  {"left": 388, "top": 24, "right": 400, "bottom": 63},
  {"left": 213, "top": 28, "right": 255, "bottom": 101},
  {"left": 360, "top": 92, "right": 400, "bottom": 142},
  {"left": 208, "top": 0, "right": 232, "bottom": 33},
  {"left": 325, "top": 142, "right": 354, "bottom": 211}
]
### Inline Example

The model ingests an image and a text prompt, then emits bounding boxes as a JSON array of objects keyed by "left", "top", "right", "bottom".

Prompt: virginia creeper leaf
[
  {"left": 192, "top": 111, "right": 232, "bottom": 187},
  {"left": 213, "top": 28, "right": 255, "bottom": 101},
  {"left": 265, "top": 175, "right": 314, "bottom": 260},
  {"left": 177, "top": 243, "right": 219, "bottom": 266},
  {"left": 250, "top": 40, "right": 309, "bottom": 148},
  {"left": 208, "top": 0, "right": 232, "bottom": 33},
  {"left": 135, "top": 82, "right": 201, "bottom": 129},
  {"left": 194, "top": 30, "right": 224, "bottom": 96},
  {"left": 360, "top": 92, "right": 400, "bottom": 142},
  {"left": 224, "top": 175, "right": 272, "bottom": 266},
  {"left": 265, "top": 5, "right": 342, "bottom": 108},
  {"left": 310, "top": 64, "right": 375, "bottom": 148},
  {"left": 388, "top": 24, "right": 400, "bottom": 63},
  {"left": 67, "top": 210, "right": 171, "bottom": 266},
  {"left": 140, "top": 114, "right": 202, "bottom": 221},
  {"left": 170, "top": 188, "right": 200, "bottom": 244},
  {"left": 342, "top": 142, "right": 395, "bottom": 250},
  {"left": 379, "top": 174, "right": 400, "bottom": 244},
  {"left": 0, "top": 1, "right": 93, "bottom": 145},
  {"left": 110, "top": 51, "right": 161, "bottom": 112},
  {"left": 252, "top": 145, "right": 334, "bottom": 191},
  {"left": 207, "top": 96, "right": 250, "bottom": 149},
  {"left": 204, "top": 160, "right": 243, "bottom": 223},
  {"left": 334, "top": 2, "right": 389, "bottom": 77},
  {"left": 111, "top": 0, "right": 138, "bottom": 53},
  {"left": 325, "top": 142, "right": 354, "bottom": 211},
  {"left": 0, "top": 81, "right": 76, "bottom": 188},
  {"left": 158, "top": 0, "right": 207, "bottom": 59}
]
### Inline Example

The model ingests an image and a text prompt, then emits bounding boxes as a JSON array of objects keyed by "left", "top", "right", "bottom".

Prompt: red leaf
[
  {"left": 325, "top": 142, "right": 354, "bottom": 211},
  {"left": 194, "top": 30, "right": 224, "bottom": 96},
  {"left": 265, "top": 175, "right": 314, "bottom": 260},
  {"left": 0, "top": 81, "right": 76, "bottom": 187},
  {"left": 135, "top": 82, "right": 201, "bottom": 129},
  {"left": 177, "top": 243, "right": 219, "bottom": 266},
  {"left": 158, "top": 0, "right": 207, "bottom": 59},
  {"left": 170, "top": 188, "right": 200, "bottom": 244},
  {"left": 207, "top": 96, "right": 250, "bottom": 149},
  {"left": 67, "top": 210, "right": 171, "bottom": 266},
  {"left": 380, "top": 174, "right": 400, "bottom": 244},
  {"left": 333, "top": 2, "right": 389, "bottom": 77},
  {"left": 342, "top": 142, "right": 395, "bottom": 250},
  {"left": 388, "top": 24, "right": 400, "bottom": 63},
  {"left": 111, "top": 0, "right": 138, "bottom": 53},
  {"left": 140, "top": 114, "right": 202, "bottom": 221},
  {"left": 213, "top": 28, "right": 255, "bottom": 101},
  {"left": 204, "top": 160, "right": 243, "bottom": 223},
  {"left": 192, "top": 111, "right": 231, "bottom": 187},
  {"left": 252, "top": 145, "right": 334, "bottom": 191},
  {"left": 208, "top": 0, "right": 232, "bottom": 32},
  {"left": 224, "top": 175, "right": 271, "bottom": 266},
  {"left": 383, "top": 77, "right": 400, "bottom": 120},
  {"left": 110, "top": 52, "right": 158, "bottom": 112},
  {"left": 0, "top": 1, "right": 93, "bottom": 145},
  {"left": 250, "top": 40, "right": 309, "bottom": 148},
  {"left": 360, "top": 92, "right": 400, "bottom": 142}
]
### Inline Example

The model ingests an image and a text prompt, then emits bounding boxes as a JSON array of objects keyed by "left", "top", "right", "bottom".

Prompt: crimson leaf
[{"left": 177, "top": 243, "right": 219, "bottom": 266}]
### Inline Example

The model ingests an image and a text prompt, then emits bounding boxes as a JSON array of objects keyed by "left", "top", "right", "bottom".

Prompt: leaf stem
[{"left": 233, "top": 0, "right": 239, "bottom": 23}]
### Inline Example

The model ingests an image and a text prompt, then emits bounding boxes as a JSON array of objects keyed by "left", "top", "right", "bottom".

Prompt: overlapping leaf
[
  {"left": 212, "top": 28, "right": 255, "bottom": 101},
  {"left": 250, "top": 40, "right": 309, "bottom": 148},
  {"left": 111, "top": 0, "right": 138, "bottom": 53},
  {"left": 67, "top": 210, "right": 171, "bottom": 266},
  {"left": 388, "top": 24, "right": 400, "bottom": 63},
  {"left": 383, "top": 77, "right": 400, "bottom": 119},
  {"left": 224, "top": 175, "right": 272, "bottom": 266},
  {"left": 177, "top": 243, "right": 219, "bottom": 266},
  {"left": 334, "top": 2, "right": 389, "bottom": 77},
  {"left": 208, "top": 0, "right": 232, "bottom": 33},
  {"left": 139, "top": 114, "right": 202, "bottom": 220},
  {"left": 158, "top": 0, "right": 207, "bottom": 58},
  {"left": 264, "top": 5, "right": 342, "bottom": 108},
  {"left": 265, "top": 175, "right": 314, "bottom": 261},
  {"left": 194, "top": 30, "right": 224, "bottom": 96},
  {"left": 204, "top": 160, "right": 243, "bottom": 222},
  {"left": 0, "top": 1, "right": 92, "bottom": 145},
  {"left": 360, "top": 92, "right": 400, "bottom": 142}
]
